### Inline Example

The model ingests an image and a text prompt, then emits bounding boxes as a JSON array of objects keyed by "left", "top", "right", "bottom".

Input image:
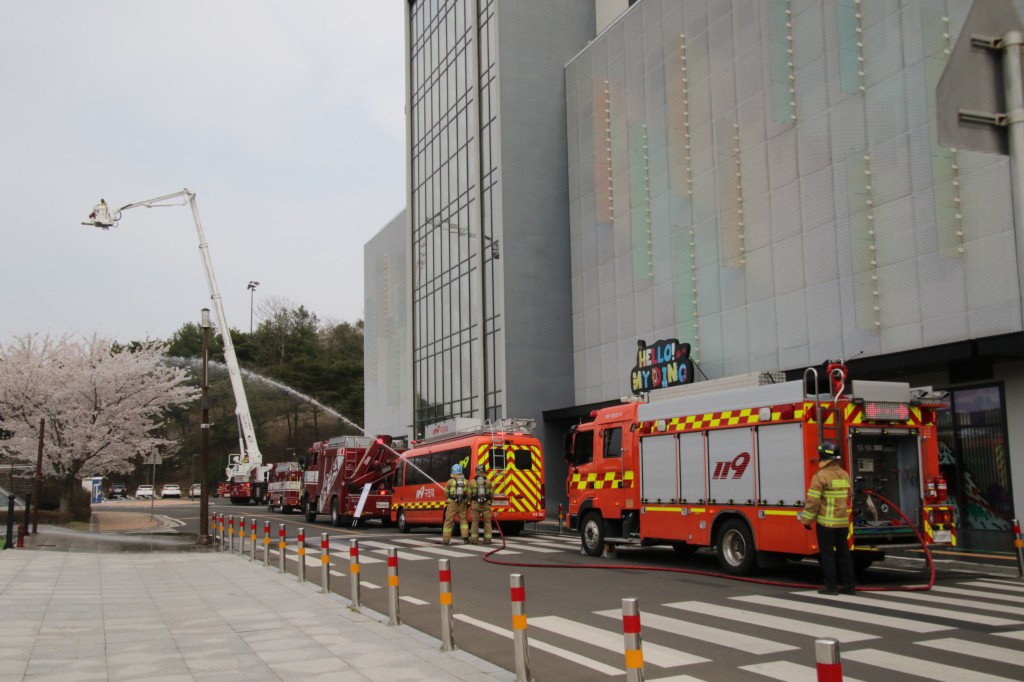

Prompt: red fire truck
[
  {"left": 300, "top": 434, "right": 408, "bottom": 526},
  {"left": 390, "top": 418, "right": 546, "bottom": 536},
  {"left": 564, "top": 362, "right": 954, "bottom": 575},
  {"left": 266, "top": 461, "right": 303, "bottom": 513}
]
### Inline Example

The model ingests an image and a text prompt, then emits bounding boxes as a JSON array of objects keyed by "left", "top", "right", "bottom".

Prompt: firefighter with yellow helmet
[
  {"left": 468, "top": 463, "right": 494, "bottom": 544},
  {"left": 799, "top": 441, "right": 856, "bottom": 595},
  {"left": 442, "top": 463, "right": 470, "bottom": 544}
]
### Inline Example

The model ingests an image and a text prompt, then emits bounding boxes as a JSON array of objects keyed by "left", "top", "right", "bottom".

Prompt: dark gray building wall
[{"left": 498, "top": 0, "right": 595, "bottom": 423}]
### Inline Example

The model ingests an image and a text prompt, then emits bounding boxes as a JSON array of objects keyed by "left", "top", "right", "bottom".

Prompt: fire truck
[
  {"left": 564, "top": 362, "right": 954, "bottom": 575},
  {"left": 266, "top": 461, "right": 303, "bottom": 513},
  {"left": 389, "top": 418, "right": 547, "bottom": 536},
  {"left": 300, "top": 434, "right": 408, "bottom": 526}
]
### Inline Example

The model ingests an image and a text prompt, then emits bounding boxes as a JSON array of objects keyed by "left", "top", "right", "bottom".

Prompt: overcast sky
[{"left": 1, "top": 2, "right": 405, "bottom": 344}]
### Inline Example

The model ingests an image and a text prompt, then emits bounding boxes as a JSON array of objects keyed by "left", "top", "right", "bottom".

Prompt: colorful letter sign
[{"left": 631, "top": 339, "right": 694, "bottom": 394}]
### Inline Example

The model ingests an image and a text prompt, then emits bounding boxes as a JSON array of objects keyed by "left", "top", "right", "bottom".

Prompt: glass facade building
[{"left": 402, "top": 0, "right": 593, "bottom": 439}]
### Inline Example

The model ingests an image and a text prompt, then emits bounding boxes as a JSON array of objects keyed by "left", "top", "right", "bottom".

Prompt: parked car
[
  {"left": 160, "top": 484, "right": 182, "bottom": 499},
  {"left": 135, "top": 484, "right": 155, "bottom": 499},
  {"left": 107, "top": 483, "right": 128, "bottom": 499},
  {"left": 189, "top": 483, "right": 202, "bottom": 498}
]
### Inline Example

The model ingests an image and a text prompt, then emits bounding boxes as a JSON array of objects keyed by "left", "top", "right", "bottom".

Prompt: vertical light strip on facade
[
  {"left": 768, "top": 0, "right": 797, "bottom": 123},
  {"left": 923, "top": 10, "right": 965, "bottom": 259},
  {"left": 847, "top": 150, "right": 880, "bottom": 331},
  {"left": 597, "top": 79, "right": 614, "bottom": 222},
  {"left": 718, "top": 118, "right": 746, "bottom": 268},
  {"left": 630, "top": 123, "right": 652, "bottom": 280},
  {"left": 681, "top": 35, "right": 692, "bottom": 197}
]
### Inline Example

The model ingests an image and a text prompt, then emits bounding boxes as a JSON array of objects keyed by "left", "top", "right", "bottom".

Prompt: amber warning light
[{"left": 863, "top": 401, "right": 910, "bottom": 421}]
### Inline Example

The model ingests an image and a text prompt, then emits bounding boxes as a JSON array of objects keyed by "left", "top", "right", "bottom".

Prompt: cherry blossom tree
[{"left": 0, "top": 334, "right": 200, "bottom": 512}]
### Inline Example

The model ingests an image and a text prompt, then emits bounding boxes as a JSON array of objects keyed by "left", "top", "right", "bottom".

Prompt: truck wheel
[
  {"left": 330, "top": 497, "right": 342, "bottom": 527},
  {"left": 303, "top": 499, "right": 317, "bottom": 523},
  {"left": 581, "top": 513, "right": 606, "bottom": 557},
  {"left": 716, "top": 519, "right": 757, "bottom": 575},
  {"left": 397, "top": 510, "right": 410, "bottom": 534}
]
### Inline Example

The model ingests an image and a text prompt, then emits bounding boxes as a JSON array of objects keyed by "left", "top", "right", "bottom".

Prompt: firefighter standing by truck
[
  {"left": 799, "top": 441, "right": 856, "bottom": 595},
  {"left": 442, "top": 464, "right": 470, "bottom": 544},
  {"left": 468, "top": 464, "right": 494, "bottom": 544}
]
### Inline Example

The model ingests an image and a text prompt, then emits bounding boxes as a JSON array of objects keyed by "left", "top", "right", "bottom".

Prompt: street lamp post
[
  {"left": 198, "top": 308, "right": 213, "bottom": 545},
  {"left": 247, "top": 281, "right": 260, "bottom": 333}
]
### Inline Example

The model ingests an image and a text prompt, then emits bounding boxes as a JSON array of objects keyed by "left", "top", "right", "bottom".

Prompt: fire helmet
[
  {"left": 817, "top": 441, "right": 841, "bottom": 460},
  {"left": 475, "top": 464, "right": 486, "bottom": 475},
  {"left": 451, "top": 464, "right": 463, "bottom": 475}
]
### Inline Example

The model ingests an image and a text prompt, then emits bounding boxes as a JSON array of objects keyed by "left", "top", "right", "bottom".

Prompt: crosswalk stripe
[
  {"left": 529, "top": 615, "right": 709, "bottom": 667},
  {"left": 935, "top": 585, "right": 1024, "bottom": 602},
  {"left": 453, "top": 614, "right": 622, "bottom": 676},
  {"left": 994, "top": 630, "right": 1024, "bottom": 641},
  {"left": 358, "top": 540, "right": 431, "bottom": 560},
  {"left": 733, "top": 595, "right": 950, "bottom": 633},
  {"left": 843, "top": 648, "right": 1020, "bottom": 682},
  {"left": 970, "top": 579, "right": 1024, "bottom": 593},
  {"left": 361, "top": 580, "right": 381, "bottom": 590},
  {"left": 871, "top": 588, "right": 1024, "bottom": 617},
  {"left": 383, "top": 542, "right": 482, "bottom": 558},
  {"left": 390, "top": 538, "right": 521, "bottom": 557},
  {"left": 917, "top": 637, "right": 1024, "bottom": 667},
  {"left": 797, "top": 590, "right": 1021, "bottom": 627},
  {"left": 665, "top": 601, "right": 878, "bottom": 643},
  {"left": 594, "top": 609, "right": 796, "bottom": 654},
  {"left": 400, "top": 595, "right": 429, "bottom": 606},
  {"left": 738, "top": 660, "right": 867, "bottom": 682},
  {"left": 496, "top": 542, "right": 562, "bottom": 554}
]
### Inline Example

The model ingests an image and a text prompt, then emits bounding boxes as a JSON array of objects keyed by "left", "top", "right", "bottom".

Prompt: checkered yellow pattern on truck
[{"left": 570, "top": 470, "right": 636, "bottom": 490}]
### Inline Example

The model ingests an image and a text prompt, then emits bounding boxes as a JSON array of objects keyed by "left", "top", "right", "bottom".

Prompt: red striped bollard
[
  {"left": 320, "top": 533, "right": 330, "bottom": 593},
  {"left": 439, "top": 559, "right": 455, "bottom": 651},
  {"left": 230, "top": 515, "right": 238, "bottom": 553},
  {"left": 277, "top": 524, "right": 286, "bottom": 574},
  {"left": 1013, "top": 518, "right": 1024, "bottom": 578},
  {"left": 622, "top": 598, "right": 644, "bottom": 681},
  {"left": 387, "top": 548, "right": 401, "bottom": 626},
  {"left": 263, "top": 521, "right": 271, "bottom": 566},
  {"left": 297, "top": 528, "right": 306, "bottom": 582},
  {"left": 510, "top": 574, "right": 533, "bottom": 682},
  {"left": 238, "top": 516, "right": 245, "bottom": 554},
  {"left": 815, "top": 637, "right": 843, "bottom": 682},
  {"left": 349, "top": 539, "right": 361, "bottom": 610},
  {"left": 249, "top": 518, "right": 256, "bottom": 561},
  {"left": 212, "top": 512, "right": 219, "bottom": 547},
  {"left": 218, "top": 514, "right": 225, "bottom": 549}
]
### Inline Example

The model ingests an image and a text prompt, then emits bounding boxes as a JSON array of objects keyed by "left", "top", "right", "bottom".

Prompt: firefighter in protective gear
[
  {"left": 442, "top": 463, "right": 470, "bottom": 544},
  {"left": 468, "top": 463, "right": 494, "bottom": 544},
  {"left": 799, "top": 441, "right": 856, "bottom": 595}
]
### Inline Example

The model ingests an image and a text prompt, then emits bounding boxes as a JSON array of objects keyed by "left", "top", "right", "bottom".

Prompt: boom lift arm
[{"left": 83, "top": 189, "right": 262, "bottom": 479}]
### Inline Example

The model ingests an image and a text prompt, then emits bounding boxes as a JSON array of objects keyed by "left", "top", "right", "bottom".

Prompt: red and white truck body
[
  {"left": 565, "top": 365, "right": 953, "bottom": 575},
  {"left": 300, "top": 435, "right": 408, "bottom": 526},
  {"left": 266, "top": 461, "right": 303, "bottom": 513}
]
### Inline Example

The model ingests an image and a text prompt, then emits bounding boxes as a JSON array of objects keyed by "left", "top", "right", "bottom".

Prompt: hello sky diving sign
[{"left": 631, "top": 339, "right": 695, "bottom": 394}]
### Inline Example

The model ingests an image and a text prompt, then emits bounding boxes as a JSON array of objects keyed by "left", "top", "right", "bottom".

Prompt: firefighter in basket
[
  {"left": 442, "top": 464, "right": 470, "bottom": 544},
  {"left": 799, "top": 441, "right": 856, "bottom": 596},
  {"left": 468, "top": 464, "right": 494, "bottom": 544}
]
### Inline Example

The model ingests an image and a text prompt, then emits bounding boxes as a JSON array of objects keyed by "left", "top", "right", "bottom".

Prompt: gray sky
[{"left": 1, "top": 2, "right": 405, "bottom": 343}]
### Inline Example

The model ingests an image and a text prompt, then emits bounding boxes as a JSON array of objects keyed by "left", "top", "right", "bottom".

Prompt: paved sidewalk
[{"left": 0, "top": 540, "right": 513, "bottom": 681}]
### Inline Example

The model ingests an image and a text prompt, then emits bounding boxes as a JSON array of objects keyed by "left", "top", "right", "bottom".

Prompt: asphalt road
[{"left": 119, "top": 497, "right": 1024, "bottom": 681}]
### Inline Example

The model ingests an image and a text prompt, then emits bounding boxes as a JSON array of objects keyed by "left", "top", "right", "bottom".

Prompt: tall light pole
[
  {"left": 198, "top": 307, "right": 213, "bottom": 545},
  {"left": 247, "top": 281, "right": 260, "bottom": 333}
]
